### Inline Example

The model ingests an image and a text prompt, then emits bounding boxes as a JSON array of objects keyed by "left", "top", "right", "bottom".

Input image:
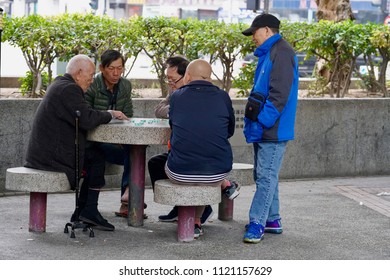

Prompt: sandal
[
  {"left": 120, "top": 201, "right": 148, "bottom": 209},
  {"left": 114, "top": 210, "right": 148, "bottom": 219}
]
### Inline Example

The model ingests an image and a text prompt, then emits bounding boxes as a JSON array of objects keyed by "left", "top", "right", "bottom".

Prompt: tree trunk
[
  {"left": 315, "top": 0, "right": 355, "bottom": 97},
  {"left": 315, "top": 0, "right": 354, "bottom": 22},
  {"left": 378, "top": 57, "right": 389, "bottom": 97},
  {"left": 35, "top": 72, "right": 42, "bottom": 98},
  {"left": 23, "top": 52, "right": 42, "bottom": 98},
  {"left": 315, "top": 0, "right": 337, "bottom": 21}
]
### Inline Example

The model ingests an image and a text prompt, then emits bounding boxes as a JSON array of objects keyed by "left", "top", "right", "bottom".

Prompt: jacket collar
[{"left": 185, "top": 80, "right": 214, "bottom": 86}]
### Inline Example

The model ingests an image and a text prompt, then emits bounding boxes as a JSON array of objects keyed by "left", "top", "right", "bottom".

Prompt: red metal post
[
  {"left": 29, "top": 192, "right": 47, "bottom": 232},
  {"left": 218, "top": 196, "right": 234, "bottom": 221},
  {"left": 128, "top": 144, "right": 147, "bottom": 227},
  {"left": 177, "top": 206, "right": 195, "bottom": 242}
]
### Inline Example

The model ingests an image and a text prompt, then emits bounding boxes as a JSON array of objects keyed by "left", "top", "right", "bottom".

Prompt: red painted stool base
[
  {"left": 177, "top": 206, "right": 195, "bottom": 242},
  {"left": 218, "top": 195, "right": 234, "bottom": 221},
  {"left": 29, "top": 192, "right": 47, "bottom": 232}
]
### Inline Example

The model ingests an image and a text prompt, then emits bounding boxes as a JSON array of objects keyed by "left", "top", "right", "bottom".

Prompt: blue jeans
[
  {"left": 96, "top": 143, "right": 130, "bottom": 195},
  {"left": 249, "top": 141, "right": 287, "bottom": 226}
]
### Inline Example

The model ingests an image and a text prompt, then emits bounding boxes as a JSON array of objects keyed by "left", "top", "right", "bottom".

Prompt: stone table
[{"left": 88, "top": 118, "right": 170, "bottom": 227}]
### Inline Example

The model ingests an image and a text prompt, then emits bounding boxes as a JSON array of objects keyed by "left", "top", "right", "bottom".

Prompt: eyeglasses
[{"left": 165, "top": 76, "right": 183, "bottom": 85}]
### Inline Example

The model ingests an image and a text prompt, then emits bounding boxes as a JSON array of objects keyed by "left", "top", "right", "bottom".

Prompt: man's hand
[
  {"left": 108, "top": 110, "right": 129, "bottom": 120},
  {"left": 243, "top": 117, "right": 263, "bottom": 143}
]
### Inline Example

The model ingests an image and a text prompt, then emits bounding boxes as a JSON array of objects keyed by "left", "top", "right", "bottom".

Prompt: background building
[{"left": 0, "top": 0, "right": 388, "bottom": 22}]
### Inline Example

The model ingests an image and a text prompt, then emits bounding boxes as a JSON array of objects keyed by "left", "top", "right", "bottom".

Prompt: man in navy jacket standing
[{"left": 241, "top": 14, "right": 299, "bottom": 243}]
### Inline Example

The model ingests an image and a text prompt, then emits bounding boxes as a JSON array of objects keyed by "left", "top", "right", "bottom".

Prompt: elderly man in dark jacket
[{"left": 25, "top": 54, "right": 128, "bottom": 231}]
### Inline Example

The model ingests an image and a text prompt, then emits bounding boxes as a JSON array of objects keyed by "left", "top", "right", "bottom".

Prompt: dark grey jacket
[
  {"left": 85, "top": 73, "right": 133, "bottom": 117},
  {"left": 25, "top": 74, "right": 112, "bottom": 189}
]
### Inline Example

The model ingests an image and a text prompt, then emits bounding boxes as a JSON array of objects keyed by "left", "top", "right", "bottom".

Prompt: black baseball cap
[{"left": 242, "top": 14, "right": 280, "bottom": 36}]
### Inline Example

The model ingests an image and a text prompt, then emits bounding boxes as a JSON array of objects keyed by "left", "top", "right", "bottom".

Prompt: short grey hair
[{"left": 66, "top": 54, "right": 94, "bottom": 75}]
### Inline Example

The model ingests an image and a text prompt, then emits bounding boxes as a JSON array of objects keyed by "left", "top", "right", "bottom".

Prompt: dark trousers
[
  {"left": 148, "top": 152, "right": 168, "bottom": 191},
  {"left": 83, "top": 144, "right": 107, "bottom": 189},
  {"left": 79, "top": 144, "right": 107, "bottom": 209},
  {"left": 96, "top": 142, "right": 130, "bottom": 195}
]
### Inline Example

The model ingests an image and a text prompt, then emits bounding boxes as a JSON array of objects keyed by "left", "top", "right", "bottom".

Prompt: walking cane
[{"left": 64, "top": 110, "right": 94, "bottom": 238}]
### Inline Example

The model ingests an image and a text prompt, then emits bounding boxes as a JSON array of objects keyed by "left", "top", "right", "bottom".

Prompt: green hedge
[{"left": 2, "top": 14, "right": 389, "bottom": 97}]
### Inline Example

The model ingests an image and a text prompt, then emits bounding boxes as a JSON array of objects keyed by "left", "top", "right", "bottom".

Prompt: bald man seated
[
  {"left": 183, "top": 58, "right": 213, "bottom": 82},
  {"left": 164, "top": 59, "right": 240, "bottom": 239}
]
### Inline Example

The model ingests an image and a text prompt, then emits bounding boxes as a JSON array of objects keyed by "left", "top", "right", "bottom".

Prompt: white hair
[{"left": 66, "top": 54, "right": 94, "bottom": 75}]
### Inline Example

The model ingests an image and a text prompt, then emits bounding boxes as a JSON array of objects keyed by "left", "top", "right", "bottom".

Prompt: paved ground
[{"left": 0, "top": 176, "right": 389, "bottom": 261}]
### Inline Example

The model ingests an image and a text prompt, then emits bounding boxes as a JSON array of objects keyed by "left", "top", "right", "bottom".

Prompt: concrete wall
[{"left": 1, "top": 98, "right": 390, "bottom": 193}]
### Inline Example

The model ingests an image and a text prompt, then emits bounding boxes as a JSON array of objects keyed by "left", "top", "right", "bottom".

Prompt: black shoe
[
  {"left": 79, "top": 208, "right": 115, "bottom": 231},
  {"left": 158, "top": 206, "right": 178, "bottom": 222},
  {"left": 200, "top": 205, "right": 214, "bottom": 225}
]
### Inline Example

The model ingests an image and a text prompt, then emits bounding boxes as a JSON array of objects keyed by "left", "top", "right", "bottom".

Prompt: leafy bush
[
  {"left": 19, "top": 71, "right": 49, "bottom": 97},
  {"left": 4, "top": 15, "right": 389, "bottom": 98},
  {"left": 232, "top": 61, "right": 256, "bottom": 97}
]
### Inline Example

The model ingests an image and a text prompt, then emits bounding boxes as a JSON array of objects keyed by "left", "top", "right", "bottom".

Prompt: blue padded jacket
[{"left": 244, "top": 36, "right": 299, "bottom": 142}]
